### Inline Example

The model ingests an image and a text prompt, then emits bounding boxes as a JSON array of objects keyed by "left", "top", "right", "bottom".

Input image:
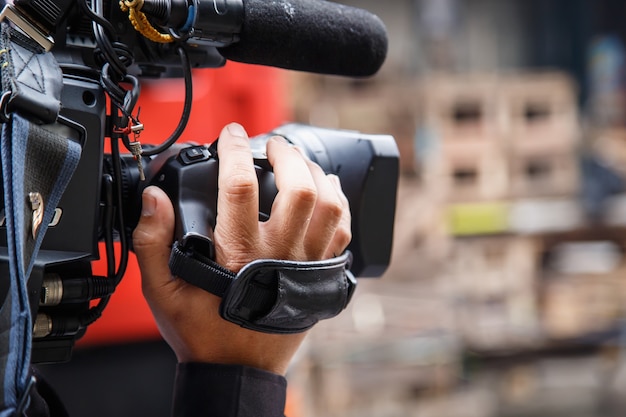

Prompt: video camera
[{"left": 0, "top": 0, "right": 399, "bottom": 364}]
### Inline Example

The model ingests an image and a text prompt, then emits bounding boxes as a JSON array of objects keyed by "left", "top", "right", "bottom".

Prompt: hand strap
[{"left": 169, "top": 242, "right": 357, "bottom": 334}]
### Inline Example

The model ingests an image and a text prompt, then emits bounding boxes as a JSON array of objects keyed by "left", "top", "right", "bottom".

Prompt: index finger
[{"left": 214, "top": 123, "right": 260, "bottom": 252}]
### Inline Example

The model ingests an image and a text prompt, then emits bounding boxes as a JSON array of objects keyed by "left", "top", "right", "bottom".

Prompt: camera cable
[
  {"left": 81, "top": 115, "right": 131, "bottom": 327},
  {"left": 141, "top": 44, "right": 192, "bottom": 156}
]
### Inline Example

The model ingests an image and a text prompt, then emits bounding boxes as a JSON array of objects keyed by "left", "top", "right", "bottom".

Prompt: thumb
[{"left": 132, "top": 186, "right": 175, "bottom": 291}]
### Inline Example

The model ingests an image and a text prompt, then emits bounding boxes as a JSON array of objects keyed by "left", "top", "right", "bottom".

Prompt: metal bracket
[{"left": 0, "top": 5, "right": 54, "bottom": 52}]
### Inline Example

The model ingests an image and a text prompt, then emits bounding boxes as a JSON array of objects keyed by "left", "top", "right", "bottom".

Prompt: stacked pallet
[
  {"left": 505, "top": 73, "right": 580, "bottom": 198},
  {"left": 446, "top": 236, "right": 541, "bottom": 350},
  {"left": 297, "top": 280, "right": 461, "bottom": 417},
  {"left": 419, "top": 72, "right": 583, "bottom": 236},
  {"left": 418, "top": 72, "right": 626, "bottom": 353},
  {"left": 539, "top": 234, "right": 626, "bottom": 340},
  {"left": 420, "top": 72, "right": 580, "bottom": 200},
  {"left": 419, "top": 74, "right": 509, "bottom": 204}
]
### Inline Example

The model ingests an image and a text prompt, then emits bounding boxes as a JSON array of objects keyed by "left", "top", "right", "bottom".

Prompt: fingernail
[
  {"left": 227, "top": 123, "right": 247, "bottom": 138},
  {"left": 270, "top": 135, "right": 289, "bottom": 144},
  {"left": 141, "top": 189, "right": 157, "bottom": 217}
]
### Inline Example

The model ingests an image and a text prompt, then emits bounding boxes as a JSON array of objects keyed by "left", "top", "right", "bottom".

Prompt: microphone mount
[{"left": 137, "top": 0, "right": 244, "bottom": 47}]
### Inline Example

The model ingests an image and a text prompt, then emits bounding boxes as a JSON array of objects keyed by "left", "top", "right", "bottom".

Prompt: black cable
[
  {"left": 95, "top": 33, "right": 126, "bottom": 83},
  {"left": 77, "top": 0, "right": 191, "bottom": 326},
  {"left": 102, "top": 174, "right": 116, "bottom": 279},
  {"left": 91, "top": 0, "right": 128, "bottom": 80},
  {"left": 100, "top": 64, "right": 126, "bottom": 107},
  {"left": 142, "top": 45, "right": 193, "bottom": 156},
  {"left": 79, "top": 0, "right": 126, "bottom": 80},
  {"left": 82, "top": 106, "right": 131, "bottom": 327},
  {"left": 84, "top": 0, "right": 144, "bottom": 152},
  {"left": 82, "top": 0, "right": 190, "bottom": 155},
  {"left": 110, "top": 124, "right": 130, "bottom": 286},
  {"left": 77, "top": 0, "right": 116, "bottom": 36},
  {"left": 83, "top": 0, "right": 136, "bottom": 112}
]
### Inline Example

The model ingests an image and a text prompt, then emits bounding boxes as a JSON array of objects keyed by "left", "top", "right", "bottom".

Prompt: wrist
[
  {"left": 171, "top": 326, "right": 308, "bottom": 376},
  {"left": 177, "top": 329, "right": 305, "bottom": 376}
]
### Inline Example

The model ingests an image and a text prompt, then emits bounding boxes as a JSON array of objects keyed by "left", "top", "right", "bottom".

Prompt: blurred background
[
  {"left": 37, "top": 0, "right": 626, "bottom": 416},
  {"left": 284, "top": 0, "right": 626, "bottom": 416}
]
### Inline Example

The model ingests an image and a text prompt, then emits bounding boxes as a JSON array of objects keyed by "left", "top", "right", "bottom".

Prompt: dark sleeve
[{"left": 172, "top": 363, "right": 287, "bottom": 417}]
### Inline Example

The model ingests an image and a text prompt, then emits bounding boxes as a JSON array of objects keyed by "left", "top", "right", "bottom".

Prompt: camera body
[
  {"left": 0, "top": 0, "right": 399, "bottom": 364},
  {"left": 13, "top": 0, "right": 241, "bottom": 76}
]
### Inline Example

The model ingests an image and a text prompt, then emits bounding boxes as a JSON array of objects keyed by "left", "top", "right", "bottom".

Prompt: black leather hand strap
[
  {"left": 169, "top": 242, "right": 234, "bottom": 298},
  {"left": 169, "top": 242, "right": 356, "bottom": 334}
]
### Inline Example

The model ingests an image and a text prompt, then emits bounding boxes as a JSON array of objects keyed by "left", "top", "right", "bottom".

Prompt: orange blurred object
[{"left": 79, "top": 61, "right": 291, "bottom": 346}]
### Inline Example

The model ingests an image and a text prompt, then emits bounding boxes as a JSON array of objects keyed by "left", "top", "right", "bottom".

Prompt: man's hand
[{"left": 132, "top": 123, "right": 351, "bottom": 375}]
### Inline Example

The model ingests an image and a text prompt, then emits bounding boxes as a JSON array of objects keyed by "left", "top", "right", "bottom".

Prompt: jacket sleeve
[{"left": 171, "top": 363, "right": 287, "bottom": 417}]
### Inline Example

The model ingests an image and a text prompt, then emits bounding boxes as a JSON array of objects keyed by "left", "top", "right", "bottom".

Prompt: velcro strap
[
  {"left": 169, "top": 244, "right": 356, "bottom": 334},
  {"left": 169, "top": 241, "right": 234, "bottom": 297}
]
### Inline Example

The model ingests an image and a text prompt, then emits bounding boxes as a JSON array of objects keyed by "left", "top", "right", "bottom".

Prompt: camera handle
[
  {"left": 145, "top": 144, "right": 357, "bottom": 334},
  {"left": 142, "top": 143, "right": 277, "bottom": 261}
]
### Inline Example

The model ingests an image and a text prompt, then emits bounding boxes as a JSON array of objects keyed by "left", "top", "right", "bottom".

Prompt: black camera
[{"left": 0, "top": 0, "right": 399, "bottom": 364}]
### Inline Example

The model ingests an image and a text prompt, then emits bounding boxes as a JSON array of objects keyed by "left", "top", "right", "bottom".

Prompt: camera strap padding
[{"left": 169, "top": 242, "right": 357, "bottom": 334}]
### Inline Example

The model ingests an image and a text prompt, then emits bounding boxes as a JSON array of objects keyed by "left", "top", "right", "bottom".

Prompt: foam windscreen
[{"left": 218, "top": 0, "right": 388, "bottom": 76}]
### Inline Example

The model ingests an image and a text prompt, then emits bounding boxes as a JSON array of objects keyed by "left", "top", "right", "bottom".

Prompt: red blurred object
[{"left": 80, "top": 62, "right": 291, "bottom": 346}]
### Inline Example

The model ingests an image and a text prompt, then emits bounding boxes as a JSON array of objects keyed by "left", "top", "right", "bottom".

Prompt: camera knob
[{"left": 178, "top": 146, "right": 211, "bottom": 165}]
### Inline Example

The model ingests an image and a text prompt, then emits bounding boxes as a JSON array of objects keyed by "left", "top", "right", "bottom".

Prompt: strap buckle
[
  {"left": 15, "top": 375, "right": 36, "bottom": 416},
  {"left": 0, "top": 5, "right": 54, "bottom": 52},
  {"left": 0, "top": 91, "right": 11, "bottom": 123}
]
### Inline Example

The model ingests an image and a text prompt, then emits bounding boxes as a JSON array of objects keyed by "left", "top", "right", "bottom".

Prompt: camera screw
[
  {"left": 29, "top": 192, "right": 43, "bottom": 239},
  {"left": 128, "top": 140, "right": 145, "bottom": 181}
]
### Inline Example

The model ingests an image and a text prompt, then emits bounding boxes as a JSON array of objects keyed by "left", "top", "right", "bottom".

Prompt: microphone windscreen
[{"left": 218, "top": 0, "right": 388, "bottom": 77}]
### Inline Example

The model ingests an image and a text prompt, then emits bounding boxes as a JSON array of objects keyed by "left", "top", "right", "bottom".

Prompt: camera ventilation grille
[{"left": 30, "top": 0, "right": 61, "bottom": 25}]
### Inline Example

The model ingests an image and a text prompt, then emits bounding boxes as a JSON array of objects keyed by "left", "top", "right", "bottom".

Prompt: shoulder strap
[{"left": 0, "top": 21, "right": 81, "bottom": 415}]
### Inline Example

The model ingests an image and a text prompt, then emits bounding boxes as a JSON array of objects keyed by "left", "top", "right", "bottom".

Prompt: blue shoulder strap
[{"left": 0, "top": 20, "right": 81, "bottom": 415}]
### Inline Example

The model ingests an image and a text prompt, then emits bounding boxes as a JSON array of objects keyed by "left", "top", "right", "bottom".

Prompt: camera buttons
[{"left": 179, "top": 146, "right": 210, "bottom": 165}]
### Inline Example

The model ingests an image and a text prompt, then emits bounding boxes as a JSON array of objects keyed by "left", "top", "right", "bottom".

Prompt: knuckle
[
  {"left": 307, "top": 160, "right": 325, "bottom": 175},
  {"left": 214, "top": 230, "right": 260, "bottom": 270},
  {"left": 335, "top": 225, "right": 352, "bottom": 251},
  {"left": 221, "top": 173, "right": 257, "bottom": 201},
  {"left": 288, "top": 185, "right": 318, "bottom": 207},
  {"left": 132, "top": 227, "right": 152, "bottom": 252},
  {"left": 318, "top": 198, "right": 344, "bottom": 221}
]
